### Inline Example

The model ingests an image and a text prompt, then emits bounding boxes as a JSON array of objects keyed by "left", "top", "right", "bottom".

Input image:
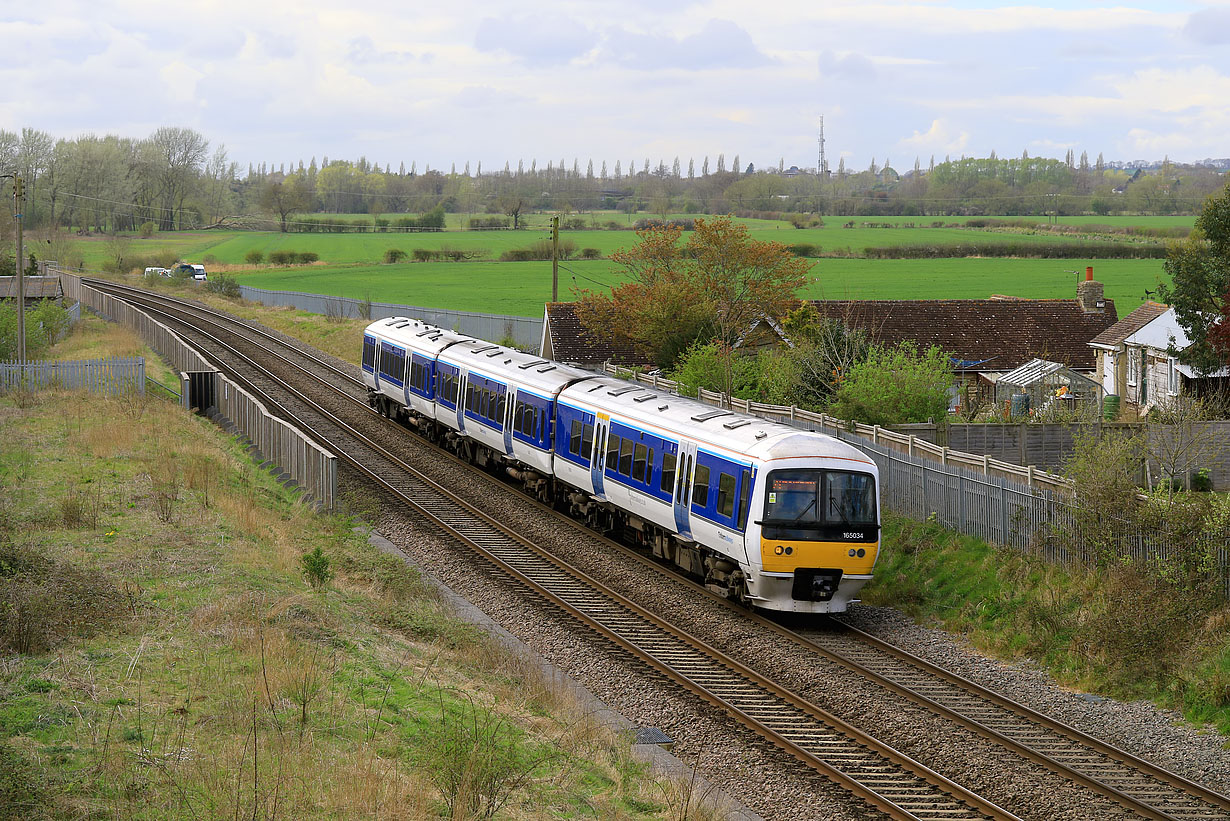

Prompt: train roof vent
[
  {"left": 588, "top": 383, "right": 605, "bottom": 392},
  {"left": 472, "top": 344, "right": 499, "bottom": 354},
  {"left": 383, "top": 319, "right": 400, "bottom": 325},
  {"left": 416, "top": 329, "right": 435, "bottom": 337},
  {"left": 519, "top": 360, "right": 549, "bottom": 369},
  {"left": 723, "top": 419, "right": 751, "bottom": 430},
  {"left": 691, "top": 410, "right": 731, "bottom": 422},
  {"left": 755, "top": 431, "right": 768, "bottom": 439},
  {"left": 394, "top": 321, "right": 411, "bottom": 328},
  {"left": 504, "top": 358, "right": 513, "bottom": 364},
  {"left": 486, "top": 349, "right": 502, "bottom": 357},
  {"left": 657, "top": 403, "right": 669, "bottom": 411},
  {"left": 633, "top": 393, "right": 657, "bottom": 402},
  {"left": 608, "top": 386, "right": 640, "bottom": 396},
  {"left": 537, "top": 365, "right": 556, "bottom": 372}
]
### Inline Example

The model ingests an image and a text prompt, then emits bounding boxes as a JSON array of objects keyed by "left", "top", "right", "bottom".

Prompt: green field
[
  {"left": 231, "top": 256, "right": 1167, "bottom": 317},
  {"left": 68, "top": 213, "right": 1181, "bottom": 317}
]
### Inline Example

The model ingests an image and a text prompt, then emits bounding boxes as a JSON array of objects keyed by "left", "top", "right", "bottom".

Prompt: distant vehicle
[
  {"left": 171, "top": 263, "right": 207, "bottom": 281},
  {"left": 144, "top": 267, "right": 171, "bottom": 277}
]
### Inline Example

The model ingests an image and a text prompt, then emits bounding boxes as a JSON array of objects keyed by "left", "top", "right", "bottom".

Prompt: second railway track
[{"left": 86, "top": 278, "right": 1230, "bottom": 821}]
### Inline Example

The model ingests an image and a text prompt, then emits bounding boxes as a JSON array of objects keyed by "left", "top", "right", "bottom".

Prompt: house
[
  {"left": 0, "top": 276, "right": 63, "bottom": 308},
  {"left": 1089, "top": 302, "right": 1230, "bottom": 415},
  {"left": 540, "top": 271, "right": 1119, "bottom": 383}
]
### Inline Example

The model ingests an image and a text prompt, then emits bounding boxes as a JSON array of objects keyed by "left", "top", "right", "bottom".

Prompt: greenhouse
[{"left": 994, "top": 358, "right": 1103, "bottom": 419}]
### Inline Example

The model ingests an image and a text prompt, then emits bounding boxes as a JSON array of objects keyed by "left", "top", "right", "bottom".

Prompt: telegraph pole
[
  {"left": 553, "top": 215, "right": 563, "bottom": 305},
  {"left": 14, "top": 174, "right": 24, "bottom": 367}
]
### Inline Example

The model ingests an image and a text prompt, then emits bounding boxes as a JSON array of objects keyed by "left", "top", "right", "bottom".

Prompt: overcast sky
[{"left": 3, "top": 1, "right": 1228, "bottom": 173}]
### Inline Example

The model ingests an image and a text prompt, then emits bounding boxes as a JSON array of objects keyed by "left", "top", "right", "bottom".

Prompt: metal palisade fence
[
  {"left": 237, "top": 286, "right": 545, "bottom": 350},
  {"left": 0, "top": 357, "right": 144, "bottom": 395}
]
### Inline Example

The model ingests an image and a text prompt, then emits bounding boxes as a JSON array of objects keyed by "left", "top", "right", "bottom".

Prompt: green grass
[{"left": 231, "top": 256, "right": 1166, "bottom": 317}]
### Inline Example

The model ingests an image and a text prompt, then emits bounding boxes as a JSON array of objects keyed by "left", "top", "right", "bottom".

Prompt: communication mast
[{"left": 818, "top": 116, "right": 829, "bottom": 178}]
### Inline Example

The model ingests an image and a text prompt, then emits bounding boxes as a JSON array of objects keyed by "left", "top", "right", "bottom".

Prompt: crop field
[{"left": 233, "top": 256, "right": 1167, "bottom": 317}]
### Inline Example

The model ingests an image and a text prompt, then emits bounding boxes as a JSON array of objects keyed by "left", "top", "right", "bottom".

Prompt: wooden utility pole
[
  {"left": 14, "top": 174, "right": 24, "bottom": 367},
  {"left": 553, "top": 214, "right": 563, "bottom": 304}
]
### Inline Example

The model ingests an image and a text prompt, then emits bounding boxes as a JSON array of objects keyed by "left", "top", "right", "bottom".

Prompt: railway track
[{"left": 86, "top": 279, "right": 1230, "bottom": 821}]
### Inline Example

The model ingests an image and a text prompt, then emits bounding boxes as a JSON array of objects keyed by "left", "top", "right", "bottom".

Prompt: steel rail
[
  {"left": 90, "top": 279, "right": 1230, "bottom": 820},
  {"left": 93, "top": 281, "right": 1019, "bottom": 821}
]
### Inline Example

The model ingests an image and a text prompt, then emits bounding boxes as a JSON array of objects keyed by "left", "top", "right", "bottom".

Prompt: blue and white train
[{"left": 362, "top": 317, "right": 881, "bottom": 614}]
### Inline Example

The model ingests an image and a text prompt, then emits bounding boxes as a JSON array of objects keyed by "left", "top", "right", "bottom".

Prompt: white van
[
  {"left": 172, "top": 262, "right": 208, "bottom": 281},
  {"left": 144, "top": 267, "right": 170, "bottom": 277}
]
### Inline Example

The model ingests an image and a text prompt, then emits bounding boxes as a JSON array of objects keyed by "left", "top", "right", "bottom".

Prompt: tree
[
  {"left": 259, "top": 173, "right": 314, "bottom": 232},
  {"left": 1158, "top": 181, "right": 1230, "bottom": 374},
  {"left": 574, "top": 218, "right": 810, "bottom": 395},
  {"left": 829, "top": 342, "right": 951, "bottom": 426},
  {"left": 499, "top": 195, "right": 528, "bottom": 229}
]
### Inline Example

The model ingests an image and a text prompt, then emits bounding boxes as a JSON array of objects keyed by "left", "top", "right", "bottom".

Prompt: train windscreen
[{"left": 762, "top": 469, "right": 876, "bottom": 538}]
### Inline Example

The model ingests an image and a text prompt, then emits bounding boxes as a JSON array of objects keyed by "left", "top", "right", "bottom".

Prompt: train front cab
[{"left": 746, "top": 464, "right": 879, "bottom": 614}]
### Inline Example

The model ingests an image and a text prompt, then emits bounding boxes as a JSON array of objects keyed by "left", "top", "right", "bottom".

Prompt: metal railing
[{"left": 0, "top": 356, "right": 144, "bottom": 395}]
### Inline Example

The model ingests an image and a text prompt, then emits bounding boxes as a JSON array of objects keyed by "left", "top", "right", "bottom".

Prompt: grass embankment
[
  {"left": 864, "top": 514, "right": 1230, "bottom": 733},
  {"left": 0, "top": 319, "right": 707, "bottom": 820}
]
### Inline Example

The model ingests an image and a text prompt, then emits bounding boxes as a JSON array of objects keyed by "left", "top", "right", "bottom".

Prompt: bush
[
  {"left": 786, "top": 243, "right": 819, "bottom": 257},
  {"left": 828, "top": 342, "right": 952, "bottom": 426},
  {"left": 301, "top": 545, "right": 333, "bottom": 589},
  {"left": 632, "top": 217, "right": 695, "bottom": 231},
  {"left": 268, "top": 250, "right": 295, "bottom": 265},
  {"left": 467, "top": 216, "right": 510, "bottom": 230},
  {"left": 295, "top": 251, "right": 319, "bottom": 264},
  {"left": 579, "top": 247, "right": 601, "bottom": 259},
  {"left": 412, "top": 248, "right": 434, "bottom": 262},
  {"left": 563, "top": 217, "right": 587, "bottom": 230},
  {"left": 138, "top": 221, "right": 157, "bottom": 238},
  {"left": 204, "top": 274, "right": 242, "bottom": 299},
  {"left": 244, "top": 249, "right": 264, "bottom": 265},
  {"left": 0, "top": 741, "right": 47, "bottom": 820},
  {"left": 384, "top": 248, "right": 407, "bottom": 263}
]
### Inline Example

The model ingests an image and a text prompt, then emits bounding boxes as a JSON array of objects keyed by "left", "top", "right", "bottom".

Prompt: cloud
[
  {"left": 900, "top": 119, "right": 969, "bottom": 155},
  {"left": 1183, "top": 7, "right": 1230, "bottom": 45},
  {"left": 602, "top": 19, "right": 769, "bottom": 70},
  {"left": 346, "top": 35, "right": 415, "bottom": 66},
  {"left": 818, "top": 50, "right": 876, "bottom": 81},
  {"left": 474, "top": 15, "right": 597, "bottom": 66}
]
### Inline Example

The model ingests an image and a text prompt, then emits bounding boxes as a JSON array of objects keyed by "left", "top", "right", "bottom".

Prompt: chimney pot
[{"left": 1086, "top": 266, "right": 1094, "bottom": 281}]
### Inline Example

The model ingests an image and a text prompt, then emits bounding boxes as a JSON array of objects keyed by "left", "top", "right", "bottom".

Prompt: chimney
[{"left": 1077, "top": 266, "right": 1105, "bottom": 313}]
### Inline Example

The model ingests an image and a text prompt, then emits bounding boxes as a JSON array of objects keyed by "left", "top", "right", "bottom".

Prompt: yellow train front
[{"left": 741, "top": 439, "right": 880, "bottom": 614}]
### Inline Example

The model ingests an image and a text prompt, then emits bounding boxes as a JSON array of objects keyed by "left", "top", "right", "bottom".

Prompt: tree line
[{"left": 2, "top": 127, "right": 1228, "bottom": 243}]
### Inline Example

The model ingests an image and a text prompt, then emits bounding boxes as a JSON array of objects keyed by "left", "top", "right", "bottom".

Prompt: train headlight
[
  {"left": 857, "top": 548, "right": 866, "bottom": 558},
  {"left": 775, "top": 545, "right": 784, "bottom": 555},
  {"left": 848, "top": 549, "right": 856, "bottom": 557}
]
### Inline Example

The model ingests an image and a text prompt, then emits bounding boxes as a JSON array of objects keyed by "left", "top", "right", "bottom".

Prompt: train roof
[
  {"left": 366, "top": 317, "right": 476, "bottom": 355},
  {"left": 440, "top": 336, "right": 599, "bottom": 397},
  {"left": 561, "top": 377, "right": 875, "bottom": 468}
]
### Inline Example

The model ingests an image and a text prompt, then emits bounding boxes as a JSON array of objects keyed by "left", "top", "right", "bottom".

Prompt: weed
[{"left": 300, "top": 545, "right": 333, "bottom": 589}]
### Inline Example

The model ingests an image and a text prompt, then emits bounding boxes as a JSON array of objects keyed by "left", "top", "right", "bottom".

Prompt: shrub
[
  {"left": 828, "top": 342, "right": 952, "bottom": 426},
  {"left": 295, "top": 251, "right": 319, "bottom": 264},
  {"left": 579, "top": 247, "right": 601, "bottom": 259},
  {"left": 384, "top": 248, "right": 408, "bottom": 263},
  {"left": 499, "top": 248, "right": 536, "bottom": 262},
  {"left": 268, "top": 250, "right": 295, "bottom": 265},
  {"left": 244, "top": 249, "right": 264, "bottom": 265},
  {"left": 467, "top": 216, "right": 510, "bottom": 230},
  {"left": 301, "top": 545, "right": 333, "bottom": 589},
  {"left": 204, "top": 274, "right": 242, "bottom": 299},
  {"left": 563, "top": 217, "right": 587, "bottom": 230},
  {"left": 138, "top": 221, "right": 157, "bottom": 238},
  {"left": 786, "top": 243, "right": 819, "bottom": 257},
  {"left": 412, "top": 248, "right": 434, "bottom": 262}
]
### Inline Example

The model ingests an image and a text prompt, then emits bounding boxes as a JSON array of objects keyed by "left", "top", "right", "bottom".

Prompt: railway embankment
[
  {"left": 863, "top": 513, "right": 1230, "bottom": 736},
  {"left": 0, "top": 316, "right": 705, "bottom": 820}
]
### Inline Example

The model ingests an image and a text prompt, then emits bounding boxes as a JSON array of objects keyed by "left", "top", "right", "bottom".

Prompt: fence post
[
  {"left": 873, "top": 425, "right": 879, "bottom": 445},
  {"left": 1027, "top": 465, "right": 1035, "bottom": 487},
  {"left": 983, "top": 454, "right": 990, "bottom": 476},
  {"left": 908, "top": 434, "right": 914, "bottom": 457},
  {"left": 941, "top": 446, "right": 949, "bottom": 466},
  {"left": 1000, "top": 478, "right": 1009, "bottom": 545}
]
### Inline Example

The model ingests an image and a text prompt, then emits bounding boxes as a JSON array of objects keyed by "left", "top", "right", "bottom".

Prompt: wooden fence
[
  {"left": 0, "top": 357, "right": 144, "bottom": 395},
  {"left": 57, "top": 271, "right": 337, "bottom": 511}
]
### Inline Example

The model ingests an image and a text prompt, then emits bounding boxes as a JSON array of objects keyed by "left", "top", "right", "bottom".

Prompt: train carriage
[{"left": 362, "top": 317, "right": 880, "bottom": 614}]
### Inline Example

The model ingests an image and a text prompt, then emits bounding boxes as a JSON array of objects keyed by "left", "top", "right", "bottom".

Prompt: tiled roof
[
  {"left": 543, "top": 302, "right": 652, "bottom": 368},
  {"left": 0, "top": 276, "right": 62, "bottom": 300},
  {"left": 806, "top": 298, "right": 1117, "bottom": 371},
  {"left": 1088, "top": 301, "right": 1169, "bottom": 348},
  {"left": 543, "top": 296, "right": 1119, "bottom": 373}
]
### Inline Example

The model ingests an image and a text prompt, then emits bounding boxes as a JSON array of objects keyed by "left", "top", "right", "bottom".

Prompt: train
[{"left": 362, "top": 316, "right": 881, "bottom": 614}]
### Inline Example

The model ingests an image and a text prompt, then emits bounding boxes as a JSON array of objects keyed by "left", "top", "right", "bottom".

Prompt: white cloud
[{"left": 900, "top": 119, "right": 970, "bottom": 155}]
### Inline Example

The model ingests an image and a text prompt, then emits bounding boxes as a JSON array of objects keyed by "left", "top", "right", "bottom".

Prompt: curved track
[{"left": 86, "top": 278, "right": 1230, "bottom": 821}]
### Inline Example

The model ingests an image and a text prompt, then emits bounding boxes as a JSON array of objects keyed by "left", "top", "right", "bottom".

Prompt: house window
[
  {"left": 1168, "top": 358, "right": 1179, "bottom": 396},
  {"left": 1127, "top": 348, "right": 1138, "bottom": 387}
]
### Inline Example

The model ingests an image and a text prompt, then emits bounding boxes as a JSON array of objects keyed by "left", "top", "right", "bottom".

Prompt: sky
[{"left": 2, "top": 1, "right": 1229, "bottom": 174}]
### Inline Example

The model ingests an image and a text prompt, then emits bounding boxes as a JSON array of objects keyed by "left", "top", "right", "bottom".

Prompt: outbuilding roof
[
  {"left": 1088, "top": 301, "right": 1170, "bottom": 349},
  {"left": 0, "top": 276, "right": 63, "bottom": 300},
  {"left": 541, "top": 302, "right": 653, "bottom": 368}
]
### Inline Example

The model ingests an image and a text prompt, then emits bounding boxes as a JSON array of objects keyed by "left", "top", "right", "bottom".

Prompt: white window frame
[
  {"left": 1127, "top": 347, "right": 1139, "bottom": 387},
  {"left": 1168, "top": 357, "right": 1179, "bottom": 396}
]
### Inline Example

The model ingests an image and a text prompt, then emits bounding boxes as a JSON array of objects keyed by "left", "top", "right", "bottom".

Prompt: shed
[
  {"left": 0, "top": 276, "right": 63, "bottom": 307},
  {"left": 994, "top": 358, "right": 1103, "bottom": 418}
]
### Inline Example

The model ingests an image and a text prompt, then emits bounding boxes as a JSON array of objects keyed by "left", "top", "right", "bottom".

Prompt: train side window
[
  {"left": 646, "top": 448, "right": 654, "bottom": 485},
  {"left": 465, "top": 384, "right": 474, "bottom": 411},
  {"left": 736, "top": 469, "right": 752, "bottom": 529},
  {"left": 607, "top": 435, "right": 621, "bottom": 467},
  {"left": 632, "top": 444, "right": 647, "bottom": 482},
  {"left": 363, "top": 338, "right": 375, "bottom": 369},
  {"left": 661, "top": 451, "right": 676, "bottom": 494},
  {"left": 692, "top": 464, "right": 711, "bottom": 509},
  {"left": 570, "top": 420, "right": 582, "bottom": 454},
  {"left": 717, "top": 472, "right": 736, "bottom": 518},
  {"left": 619, "top": 439, "right": 634, "bottom": 475},
  {"left": 497, "top": 394, "right": 507, "bottom": 424},
  {"left": 581, "top": 423, "right": 594, "bottom": 458}
]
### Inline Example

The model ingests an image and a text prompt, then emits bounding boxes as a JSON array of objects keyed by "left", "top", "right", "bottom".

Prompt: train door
[
  {"left": 456, "top": 370, "right": 467, "bottom": 433},
  {"left": 674, "top": 440, "right": 697, "bottom": 538},
  {"left": 503, "top": 389, "right": 515, "bottom": 456},
  {"left": 590, "top": 413, "right": 608, "bottom": 498}
]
